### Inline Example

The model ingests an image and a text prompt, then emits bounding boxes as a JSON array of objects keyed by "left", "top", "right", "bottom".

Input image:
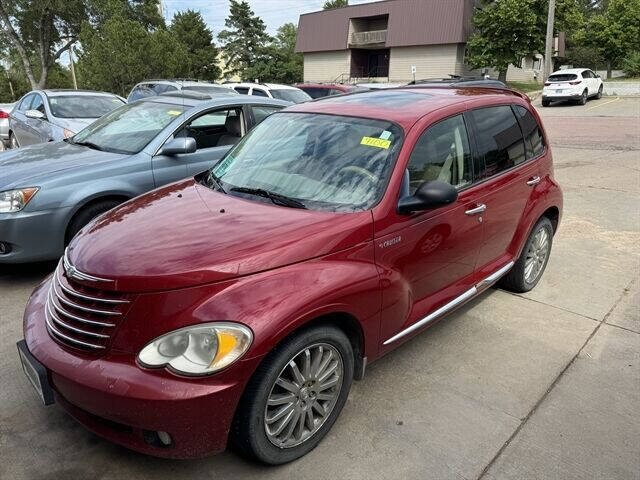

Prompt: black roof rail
[{"left": 157, "top": 90, "right": 217, "bottom": 100}]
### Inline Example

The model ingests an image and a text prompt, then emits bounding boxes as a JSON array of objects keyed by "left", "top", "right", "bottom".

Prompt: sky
[{"left": 162, "top": 0, "right": 376, "bottom": 35}]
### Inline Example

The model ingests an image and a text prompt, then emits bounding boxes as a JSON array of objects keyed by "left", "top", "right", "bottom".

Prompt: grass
[
  {"left": 605, "top": 77, "right": 640, "bottom": 82},
  {"left": 506, "top": 81, "right": 543, "bottom": 93}
]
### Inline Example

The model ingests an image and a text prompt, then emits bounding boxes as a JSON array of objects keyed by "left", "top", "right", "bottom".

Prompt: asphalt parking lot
[{"left": 1, "top": 97, "right": 638, "bottom": 480}]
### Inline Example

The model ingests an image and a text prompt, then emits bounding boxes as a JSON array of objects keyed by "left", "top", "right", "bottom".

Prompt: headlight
[
  {"left": 0, "top": 187, "right": 39, "bottom": 213},
  {"left": 63, "top": 128, "right": 75, "bottom": 139},
  {"left": 138, "top": 322, "right": 253, "bottom": 376}
]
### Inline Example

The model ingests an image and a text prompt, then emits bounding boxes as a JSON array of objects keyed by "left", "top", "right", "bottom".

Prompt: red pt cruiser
[{"left": 18, "top": 87, "right": 562, "bottom": 464}]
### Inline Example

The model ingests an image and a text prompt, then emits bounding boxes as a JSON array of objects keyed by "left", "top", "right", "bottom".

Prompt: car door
[
  {"left": 24, "top": 93, "right": 49, "bottom": 145},
  {"left": 152, "top": 105, "right": 249, "bottom": 184},
  {"left": 375, "top": 113, "right": 485, "bottom": 347},
  {"left": 465, "top": 104, "right": 540, "bottom": 274},
  {"left": 11, "top": 93, "right": 35, "bottom": 146}
]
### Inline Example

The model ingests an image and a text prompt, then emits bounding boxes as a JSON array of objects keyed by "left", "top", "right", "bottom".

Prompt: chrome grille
[{"left": 45, "top": 262, "right": 132, "bottom": 351}]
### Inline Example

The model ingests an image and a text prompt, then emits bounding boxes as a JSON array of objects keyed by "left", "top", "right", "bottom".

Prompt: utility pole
[
  {"left": 543, "top": 0, "right": 556, "bottom": 82},
  {"left": 69, "top": 43, "right": 78, "bottom": 90}
]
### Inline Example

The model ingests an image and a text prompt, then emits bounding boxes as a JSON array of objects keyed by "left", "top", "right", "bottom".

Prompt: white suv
[
  {"left": 127, "top": 80, "right": 237, "bottom": 103},
  {"left": 224, "top": 82, "right": 311, "bottom": 103},
  {"left": 542, "top": 68, "right": 603, "bottom": 107}
]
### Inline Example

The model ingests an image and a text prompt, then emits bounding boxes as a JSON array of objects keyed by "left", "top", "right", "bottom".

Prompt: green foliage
[
  {"left": 622, "top": 52, "right": 640, "bottom": 77},
  {"left": 245, "top": 23, "right": 303, "bottom": 84},
  {"left": 76, "top": 14, "right": 188, "bottom": 96},
  {"left": 323, "top": 0, "right": 348, "bottom": 9},
  {"left": 170, "top": 10, "right": 220, "bottom": 80},
  {"left": 86, "top": 0, "right": 165, "bottom": 30},
  {"left": 466, "top": 0, "right": 543, "bottom": 79},
  {"left": 218, "top": 0, "right": 271, "bottom": 79}
]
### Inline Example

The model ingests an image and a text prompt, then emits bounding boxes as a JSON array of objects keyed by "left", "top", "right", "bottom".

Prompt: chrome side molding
[{"left": 382, "top": 260, "right": 515, "bottom": 345}]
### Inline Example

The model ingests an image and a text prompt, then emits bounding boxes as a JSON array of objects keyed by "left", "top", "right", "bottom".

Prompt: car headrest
[{"left": 225, "top": 115, "right": 241, "bottom": 136}]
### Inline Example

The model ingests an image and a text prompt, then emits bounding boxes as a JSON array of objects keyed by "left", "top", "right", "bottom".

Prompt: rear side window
[
  {"left": 235, "top": 87, "right": 250, "bottom": 95},
  {"left": 304, "top": 87, "right": 330, "bottom": 98},
  {"left": 406, "top": 114, "right": 473, "bottom": 193},
  {"left": 470, "top": 106, "right": 526, "bottom": 177},
  {"left": 128, "top": 85, "right": 155, "bottom": 102},
  {"left": 251, "top": 88, "right": 269, "bottom": 97},
  {"left": 513, "top": 105, "right": 545, "bottom": 159}
]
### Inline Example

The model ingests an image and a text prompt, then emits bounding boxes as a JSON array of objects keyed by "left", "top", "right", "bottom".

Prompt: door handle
[
  {"left": 465, "top": 204, "right": 486, "bottom": 215},
  {"left": 526, "top": 176, "right": 541, "bottom": 186}
]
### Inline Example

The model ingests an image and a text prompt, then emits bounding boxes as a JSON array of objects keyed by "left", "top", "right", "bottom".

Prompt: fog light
[
  {"left": 157, "top": 431, "right": 172, "bottom": 446},
  {"left": 0, "top": 242, "right": 11, "bottom": 255}
]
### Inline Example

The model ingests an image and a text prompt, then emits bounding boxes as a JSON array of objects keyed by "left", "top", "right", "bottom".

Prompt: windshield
[
  {"left": 183, "top": 85, "right": 238, "bottom": 95},
  {"left": 547, "top": 74, "right": 578, "bottom": 82},
  {"left": 209, "top": 112, "right": 403, "bottom": 212},
  {"left": 71, "top": 101, "right": 185, "bottom": 154},
  {"left": 48, "top": 95, "right": 125, "bottom": 118},
  {"left": 270, "top": 89, "right": 311, "bottom": 103}
]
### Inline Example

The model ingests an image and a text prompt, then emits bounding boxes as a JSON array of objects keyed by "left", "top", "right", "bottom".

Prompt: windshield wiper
[
  {"left": 230, "top": 187, "right": 307, "bottom": 209},
  {"left": 207, "top": 171, "right": 226, "bottom": 194},
  {"left": 73, "top": 140, "right": 104, "bottom": 151}
]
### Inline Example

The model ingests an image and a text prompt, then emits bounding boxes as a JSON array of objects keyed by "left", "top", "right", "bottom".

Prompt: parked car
[
  {"left": 18, "top": 86, "right": 562, "bottom": 464},
  {"left": 127, "top": 79, "right": 238, "bottom": 103},
  {"left": 0, "top": 92, "right": 288, "bottom": 263},
  {"left": 0, "top": 102, "right": 15, "bottom": 151},
  {"left": 542, "top": 68, "right": 603, "bottom": 106},
  {"left": 8, "top": 90, "right": 125, "bottom": 149},
  {"left": 294, "top": 83, "right": 369, "bottom": 99},
  {"left": 224, "top": 82, "right": 312, "bottom": 103}
]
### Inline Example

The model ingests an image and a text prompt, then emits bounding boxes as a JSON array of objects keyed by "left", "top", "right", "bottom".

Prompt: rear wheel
[
  {"left": 541, "top": 99, "right": 550, "bottom": 107},
  {"left": 499, "top": 217, "right": 554, "bottom": 293},
  {"left": 578, "top": 89, "right": 588, "bottom": 105},
  {"left": 232, "top": 324, "right": 354, "bottom": 464},
  {"left": 9, "top": 132, "right": 18, "bottom": 149},
  {"left": 595, "top": 85, "right": 603, "bottom": 99},
  {"left": 0, "top": 139, "right": 5, "bottom": 151},
  {"left": 65, "top": 200, "right": 122, "bottom": 244}
]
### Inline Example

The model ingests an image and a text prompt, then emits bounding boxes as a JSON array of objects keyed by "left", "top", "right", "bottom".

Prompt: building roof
[
  {"left": 284, "top": 87, "right": 524, "bottom": 130},
  {"left": 296, "top": 0, "right": 473, "bottom": 53}
]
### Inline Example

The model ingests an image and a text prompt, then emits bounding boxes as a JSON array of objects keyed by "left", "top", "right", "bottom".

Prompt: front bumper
[
  {"left": 0, "top": 206, "right": 71, "bottom": 263},
  {"left": 22, "top": 280, "right": 256, "bottom": 459}
]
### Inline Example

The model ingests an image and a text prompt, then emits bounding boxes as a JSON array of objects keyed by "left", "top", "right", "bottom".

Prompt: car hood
[
  {"left": 68, "top": 179, "right": 373, "bottom": 293},
  {"left": 0, "top": 141, "right": 127, "bottom": 188},
  {"left": 54, "top": 118, "right": 97, "bottom": 133}
]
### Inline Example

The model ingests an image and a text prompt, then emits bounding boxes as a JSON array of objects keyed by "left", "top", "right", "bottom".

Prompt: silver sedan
[
  {"left": 0, "top": 102, "right": 14, "bottom": 151},
  {"left": 8, "top": 90, "right": 125, "bottom": 148}
]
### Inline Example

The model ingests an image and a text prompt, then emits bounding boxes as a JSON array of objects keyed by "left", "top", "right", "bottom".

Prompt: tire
[
  {"left": 9, "top": 132, "right": 19, "bottom": 149},
  {"left": 541, "top": 99, "right": 550, "bottom": 107},
  {"left": 232, "top": 324, "right": 354, "bottom": 465},
  {"left": 499, "top": 217, "right": 554, "bottom": 293},
  {"left": 596, "top": 85, "right": 603, "bottom": 99},
  {"left": 578, "top": 89, "right": 588, "bottom": 105},
  {"left": 0, "top": 139, "right": 5, "bottom": 152},
  {"left": 66, "top": 199, "right": 122, "bottom": 244}
]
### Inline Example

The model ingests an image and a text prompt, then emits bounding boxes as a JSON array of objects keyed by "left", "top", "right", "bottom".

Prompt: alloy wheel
[
  {"left": 524, "top": 227, "right": 550, "bottom": 283},
  {"left": 264, "top": 343, "right": 343, "bottom": 448}
]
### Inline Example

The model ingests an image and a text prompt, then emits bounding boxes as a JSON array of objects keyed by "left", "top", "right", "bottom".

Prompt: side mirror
[
  {"left": 596, "top": 74, "right": 601, "bottom": 78},
  {"left": 159, "top": 137, "right": 197, "bottom": 156},
  {"left": 397, "top": 180, "right": 458, "bottom": 214},
  {"left": 25, "top": 109, "right": 45, "bottom": 120}
]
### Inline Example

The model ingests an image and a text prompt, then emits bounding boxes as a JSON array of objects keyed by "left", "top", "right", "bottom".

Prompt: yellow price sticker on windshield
[
  {"left": 167, "top": 110, "right": 182, "bottom": 116},
  {"left": 361, "top": 136, "right": 391, "bottom": 149}
]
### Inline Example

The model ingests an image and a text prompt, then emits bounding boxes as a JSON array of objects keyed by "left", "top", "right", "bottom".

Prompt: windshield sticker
[
  {"left": 213, "top": 156, "right": 233, "bottom": 177},
  {"left": 379, "top": 130, "right": 392, "bottom": 140},
  {"left": 167, "top": 110, "right": 182, "bottom": 116},
  {"left": 361, "top": 136, "right": 391, "bottom": 149}
]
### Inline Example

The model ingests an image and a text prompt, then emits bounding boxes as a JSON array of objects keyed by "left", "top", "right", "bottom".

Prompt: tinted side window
[
  {"left": 128, "top": 86, "right": 154, "bottom": 102},
  {"left": 252, "top": 106, "right": 281, "bottom": 125},
  {"left": 470, "top": 106, "right": 526, "bottom": 177},
  {"left": 406, "top": 114, "right": 473, "bottom": 194},
  {"left": 235, "top": 87, "right": 250, "bottom": 95},
  {"left": 30, "top": 94, "right": 45, "bottom": 115},
  {"left": 18, "top": 94, "right": 34, "bottom": 111},
  {"left": 251, "top": 88, "right": 268, "bottom": 97},
  {"left": 582, "top": 71, "right": 591, "bottom": 79},
  {"left": 305, "top": 88, "right": 330, "bottom": 98},
  {"left": 329, "top": 89, "right": 344, "bottom": 96},
  {"left": 513, "top": 105, "right": 545, "bottom": 159}
]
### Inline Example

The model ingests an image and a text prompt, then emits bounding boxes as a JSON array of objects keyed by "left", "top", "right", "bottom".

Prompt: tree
[
  {"left": 87, "top": 0, "right": 165, "bottom": 31},
  {"left": 0, "top": 0, "right": 87, "bottom": 89},
  {"left": 323, "top": 0, "right": 348, "bottom": 9},
  {"left": 218, "top": 0, "right": 271, "bottom": 79},
  {"left": 170, "top": 10, "right": 220, "bottom": 80},
  {"left": 466, "top": 0, "right": 543, "bottom": 81},
  {"left": 245, "top": 23, "right": 303, "bottom": 84},
  {"left": 577, "top": 0, "right": 640, "bottom": 77}
]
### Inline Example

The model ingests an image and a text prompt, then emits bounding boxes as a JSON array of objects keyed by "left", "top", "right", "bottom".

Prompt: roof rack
[
  {"left": 407, "top": 76, "right": 506, "bottom": 87},
  {"left": 143, "top": 78, "right": 208, "bottom": 83},
  {"left": 157, "top": 90, "right": 218, "bottom": 100}
]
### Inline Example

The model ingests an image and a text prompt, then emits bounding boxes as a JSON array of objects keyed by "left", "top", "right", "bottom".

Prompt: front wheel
[
  {"left": 232, "top": 324, "right": 354, "bottom": 464},
  {"left": 499, "top": 217, "right": 554, "bottom": 293}
]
